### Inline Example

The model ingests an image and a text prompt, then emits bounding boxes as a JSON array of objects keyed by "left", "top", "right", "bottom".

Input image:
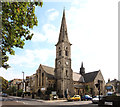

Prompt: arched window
[
  {"left": 59, "top": 51, "right": 61, "bottom": 56},
  {"left": 65, "top": 51, "right": 68, "bottom": 56},
  {"left": 66, "top": 70, "right": 68, "bottom": 77},
  {"left": 42, "top": 73, "right": 44, "bottom": 86}
]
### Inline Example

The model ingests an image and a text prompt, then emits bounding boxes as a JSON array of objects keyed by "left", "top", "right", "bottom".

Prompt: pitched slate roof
[
  {"left": 73, "top": 72, "right": 85, "bottom": 82},
  {"left": 83, "top": 71, "right": 99, "bottom": 83},
  {"left": 40, "top": 64, "right": 55, "bottom": 79}
]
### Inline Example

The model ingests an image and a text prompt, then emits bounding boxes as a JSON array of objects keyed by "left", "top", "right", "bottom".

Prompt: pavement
[{"left": 9, "top": 96, "right": 67, "bottom": 103}]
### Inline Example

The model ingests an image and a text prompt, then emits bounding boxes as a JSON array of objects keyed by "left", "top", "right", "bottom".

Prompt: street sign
[{"left": 52, "top": 91, "right": 56, "bottom": 95}]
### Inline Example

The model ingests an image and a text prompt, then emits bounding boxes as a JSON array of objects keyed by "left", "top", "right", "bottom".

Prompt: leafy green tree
[
  {"left": 16, "top": 89, "right": 23, "bottom": 97},
  {"left": 1, "top": 1, "right": 43, "bottom": 69},
  {"left": 85, "top": 85, "right": 90, "bottom": 94},
  {"left": 0, "top": 76, "right": 8, "bottom": 92}
]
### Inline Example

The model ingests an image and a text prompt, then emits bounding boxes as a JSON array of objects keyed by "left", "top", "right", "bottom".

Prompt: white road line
[{"left": 23, "top": 102, "right": 28, "bottom": 104}]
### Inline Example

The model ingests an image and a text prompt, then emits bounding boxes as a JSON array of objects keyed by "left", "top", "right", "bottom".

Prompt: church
[{"left": 31, "top": 9, "right": 105, "bottom": 98}]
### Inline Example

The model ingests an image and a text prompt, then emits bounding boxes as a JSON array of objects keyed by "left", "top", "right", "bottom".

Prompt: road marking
[{"left": 23, "top": 102, "right": 28, "bottom": 105}]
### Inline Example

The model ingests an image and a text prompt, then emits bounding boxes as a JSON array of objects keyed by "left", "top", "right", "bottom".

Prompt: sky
[{"left": 0, "top": 0, "right": 119, "bottom": 82}]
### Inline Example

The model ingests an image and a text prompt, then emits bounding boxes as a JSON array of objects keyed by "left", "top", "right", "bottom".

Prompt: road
[{"left": 0, "top": 96, "right": 112, "bottom": 107}]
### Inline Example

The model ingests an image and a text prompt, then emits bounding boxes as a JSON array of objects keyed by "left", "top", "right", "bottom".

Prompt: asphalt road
[{"left": 0, "top": 96, "right": 112, "bottom": 107}]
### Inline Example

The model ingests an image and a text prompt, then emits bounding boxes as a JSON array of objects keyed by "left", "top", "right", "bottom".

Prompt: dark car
[
  {"left": 82, "top": 95, "right": 92, "bottom": 101},
  {"left": 2, "top": 93, "right": 8, "bottom": 97}
]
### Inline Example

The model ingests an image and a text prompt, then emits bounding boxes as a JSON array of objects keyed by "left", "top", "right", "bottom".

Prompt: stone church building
[{"left": 31, "top": 10, "right": 105, "bottom": 98}]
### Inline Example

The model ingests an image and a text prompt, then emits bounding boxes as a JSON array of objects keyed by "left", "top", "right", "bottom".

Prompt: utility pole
[{"left": 22, "top": 71, "right": 24, "bottom": 98}]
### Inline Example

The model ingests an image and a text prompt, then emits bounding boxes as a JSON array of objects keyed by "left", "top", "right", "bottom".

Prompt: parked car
[
  {"left": 67, "top": 95, "right": 81, "bottom": 101},
  {"left": 82, "top": 95, "right": 92, "bottom": 101},
  {"left": 106, "top": 92, "right": 115, "bottom": 96},
  {"left": 53, "top": 95, "right": 58, "bottom": 100},
  {"left": 92, "top": 95, "right": 103, "bottom": 104},
  {"left": 2, "top": 93, "right": 8, "bottom": 97}
]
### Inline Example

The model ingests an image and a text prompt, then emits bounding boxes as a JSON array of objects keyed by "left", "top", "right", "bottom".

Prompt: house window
[{"left": 65, "top": 51, "right": 68, "bottom": 56}]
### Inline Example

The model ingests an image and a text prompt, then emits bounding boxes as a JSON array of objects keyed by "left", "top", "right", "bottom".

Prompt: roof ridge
[
  {"left": 85, "top": 70, "right": 99, "bottom": 74},
  {"left": 40, "top": 64, "right": 55, "bottom": 69},
  {"left": 73, "top": 72, "right": 80, "bottom": 74}
]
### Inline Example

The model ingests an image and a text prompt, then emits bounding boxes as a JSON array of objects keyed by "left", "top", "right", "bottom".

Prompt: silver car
[{"left": 92, "top": 95, "right": 103, "bottom": 104}]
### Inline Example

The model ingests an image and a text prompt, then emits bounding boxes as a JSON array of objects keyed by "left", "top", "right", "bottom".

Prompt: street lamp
[{"left": 22, "top": 71, "right": 24, "bottom": 98}]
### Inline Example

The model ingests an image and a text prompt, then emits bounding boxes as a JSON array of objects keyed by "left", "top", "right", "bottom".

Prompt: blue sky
[{"left": 0, "top": 0, "right": 118, "bottom": 82}]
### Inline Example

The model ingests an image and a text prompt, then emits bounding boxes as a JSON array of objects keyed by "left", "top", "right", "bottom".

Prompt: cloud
[
  {"left": 31, "top": 30, "right": 46, "bottom": 42},
  {"left": 49, "top": 11, "right": 59, "bottom": 21},
  {"left": 0, "top": 68, "right": 22, "bottom": 80},
  {"left": 31, "top": 24, "right": 59, "bottom": 44},
  {"left": 42, "top": 24, "right": 58, "bottom": 43},
  {"left": 47, "top": 8, "right": 59, "bottom": 21},
  {"left": 8, "top": 49, "right": 55, "bottom": 68},
  {"left": 66, "top": 0, "right": 118, "bottom": 82},
  {"left": 47, "top": 8, "right": 56, "bottom": 12}
]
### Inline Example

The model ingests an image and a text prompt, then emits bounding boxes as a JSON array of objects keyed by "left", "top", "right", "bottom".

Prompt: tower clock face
[
  {"left": 65, "top": 46, "right": 68, "bottom": 50},
  {"left": 65, "top": 61, "right": 68, "bottom": 65}
]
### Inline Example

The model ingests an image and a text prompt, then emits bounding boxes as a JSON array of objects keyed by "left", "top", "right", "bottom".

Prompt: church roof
[
  {"left": 40, "top": 64, "right": 55, "bottom": 79},
  {"left": 83, "top": 71, "right": 100, "bottom": 83},
  {"left": 73, "top": 72, "right": 85, "bottom": 82},
  {"left": 39, "top": 65, "right": 100, "bottom": 83}
]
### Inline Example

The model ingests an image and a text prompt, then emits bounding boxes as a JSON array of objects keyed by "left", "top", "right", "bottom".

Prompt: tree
[
  {"left": 16, "top": 89, "right": 23, "bottom": 97},
  {"left": 1, "top": 1, "right": 43, "bottom": 69},
  {"left": 85, "top": 85, "right": 90, "bottom": 94},
  {"left": 5, "top": 85, "right": 17, "bottom": 95},
  {"left": 0, "top": 76, "right": 8, "bottom": 92}
]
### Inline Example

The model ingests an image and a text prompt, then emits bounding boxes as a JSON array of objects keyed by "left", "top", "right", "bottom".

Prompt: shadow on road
[{"left": 2, "top": 104, "right": 112, "bottom": 107}]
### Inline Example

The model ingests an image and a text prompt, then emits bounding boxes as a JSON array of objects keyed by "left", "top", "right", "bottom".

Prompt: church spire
[
  {"left": 80, "top": 62, "right": 85, "bottom": 75},
  {"left": 81, "top": 62, "right": 83, "bottom": 68},
  {"left": 56, "top": 9, "right": 70, "bottom": 45}
]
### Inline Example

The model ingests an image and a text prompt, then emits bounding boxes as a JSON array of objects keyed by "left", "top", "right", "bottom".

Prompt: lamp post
[{"left": 22, "top": 71, "right": 24, "bottom": 98}]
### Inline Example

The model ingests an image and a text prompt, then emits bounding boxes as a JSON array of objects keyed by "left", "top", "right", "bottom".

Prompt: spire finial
[
  {"left": 80, "top": 62, "right": 85, "bottom": 75},
  {"left": 81, "top": 62, "right": 83, "bottom": 68},
  {"left": 63, "top": 7, "right": 65, "bottom": 17}
]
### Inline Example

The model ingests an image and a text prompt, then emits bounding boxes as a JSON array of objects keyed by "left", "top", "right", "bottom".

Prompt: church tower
[
  {"left": 80, "top": 62, "right": 85, "bottom": 75},
  {"left": 55, "top": 9, "right": 74, "bottom": 98}
]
